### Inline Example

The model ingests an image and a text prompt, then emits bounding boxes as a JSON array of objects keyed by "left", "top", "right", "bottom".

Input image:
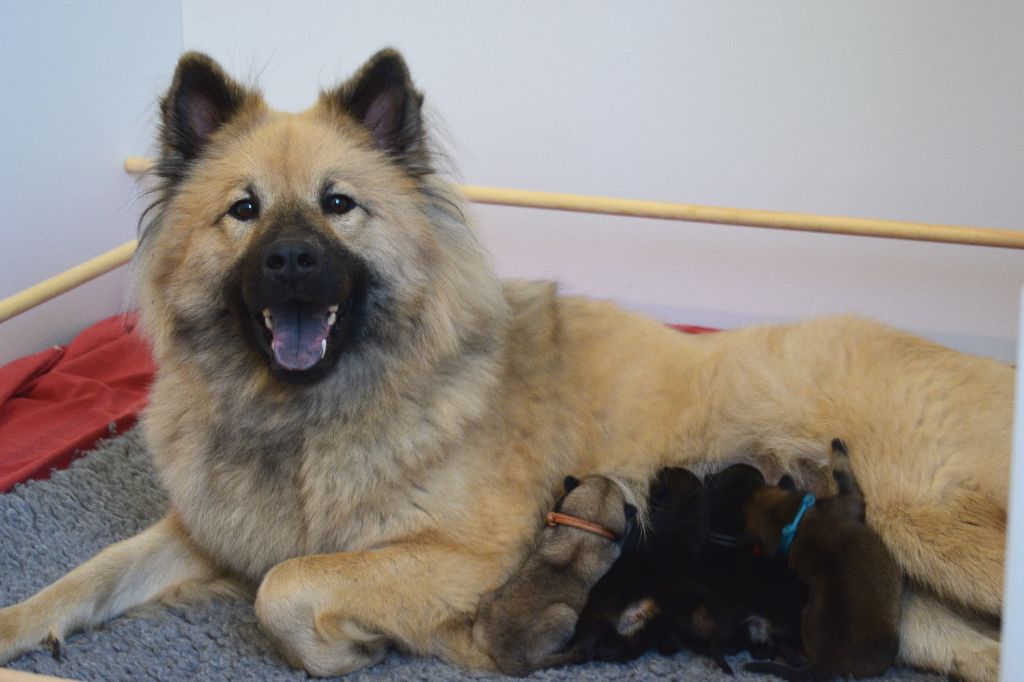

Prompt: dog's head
[{"left": 137, "top": 50, "right": 503, "bottom": 389}]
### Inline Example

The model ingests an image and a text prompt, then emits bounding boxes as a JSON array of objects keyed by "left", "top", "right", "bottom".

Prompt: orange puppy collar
[{"left": 545, "top": 511, "right": 618, "bottom": 541}]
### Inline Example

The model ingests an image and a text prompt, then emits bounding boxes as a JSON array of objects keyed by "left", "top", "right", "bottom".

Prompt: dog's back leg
[
  {"left": 897, "top": 587, "right": 1000, "bottom": 682},
  {"left": 868, "top": 487, "right": 1005, "bottom": 617},
  {"left": 0, "top": 511, "right": 224, "bottom": 664}
]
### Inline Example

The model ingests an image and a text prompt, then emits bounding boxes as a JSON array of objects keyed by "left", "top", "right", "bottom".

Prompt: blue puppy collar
[{"left": 779, "top": 493, "right": 816, "bottom": 557}]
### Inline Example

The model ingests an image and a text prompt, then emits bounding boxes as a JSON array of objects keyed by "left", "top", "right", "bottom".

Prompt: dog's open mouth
[{"left": 257, "top": 299, "right": 350, "bottom": 372}]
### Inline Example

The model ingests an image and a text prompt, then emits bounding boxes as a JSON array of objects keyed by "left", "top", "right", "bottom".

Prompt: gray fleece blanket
[{"left": 0, "top": 429, "right": 943, "bottom": 681}]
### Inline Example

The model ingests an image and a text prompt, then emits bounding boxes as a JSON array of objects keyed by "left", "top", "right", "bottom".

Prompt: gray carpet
[{"left": 0, "top": 429, "right": 944, "bottom": 681}]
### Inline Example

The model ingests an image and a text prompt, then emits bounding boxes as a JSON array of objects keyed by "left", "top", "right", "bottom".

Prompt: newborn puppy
[
  {"left": 569, "top": 468, "right": 712, "bottom": 665},
  {"left": 743, "top": 440, "right": 901, "bottom": 681},
  {"left": 699, "top": 464, "right": 806, "bottom": 665},
  {"left": 474, "top": 474, "right": 637, "bottom": 677}
]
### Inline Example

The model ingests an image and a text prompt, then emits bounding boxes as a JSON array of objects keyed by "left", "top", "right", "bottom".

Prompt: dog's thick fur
[
  {"left": 0, "top": 50, "right": 1010, "bottom": 680},
  {"left": 474, "top": 475, "right": 636, "bottom": 676}
]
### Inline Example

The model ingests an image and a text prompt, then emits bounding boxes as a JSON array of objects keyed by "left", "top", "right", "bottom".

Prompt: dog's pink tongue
[{"left": 270, "top": 303, "right": 329, "bottom": 371}]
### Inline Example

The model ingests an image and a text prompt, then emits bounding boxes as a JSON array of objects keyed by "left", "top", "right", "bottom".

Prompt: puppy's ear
[
  {"left": 160, "top": 52, "right": 256, "bottom": 166},
  {"left": 778, "top": 475, "right": 797, "bottom": 491},
  {"left": 323, "top": 49, "right": 426, "bottom": 166},
  {"left": 563, "top": 475, "right": 581, "bottom": 493}
]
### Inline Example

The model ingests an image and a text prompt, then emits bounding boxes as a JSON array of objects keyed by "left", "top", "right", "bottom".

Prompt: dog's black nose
[{"left": 263, "top": 239, "right": 320, "bottom": 286}]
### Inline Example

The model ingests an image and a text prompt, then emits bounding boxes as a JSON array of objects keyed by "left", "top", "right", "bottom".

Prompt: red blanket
[
  {"left": 0, "top": 316, "right": 714, "bottom": 492},
  {"left": 0, "top": 314, "right": 153, "bottom": 491}
]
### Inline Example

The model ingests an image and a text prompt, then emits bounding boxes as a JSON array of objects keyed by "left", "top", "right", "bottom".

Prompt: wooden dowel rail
[
  {"left": 126, "top": 156, "right": 1024, "bottom": 250},
  {"left": 0, "top": 241, "right": 138, "bottom": 324},
  {"left": 1, "top": 156, "right": 1021, "bottom": 325}
]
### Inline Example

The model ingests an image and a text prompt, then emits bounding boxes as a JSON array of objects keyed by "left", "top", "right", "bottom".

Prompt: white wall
[
  {"left": 0, "top": 0, "right": 183, "bottom": 365},
  {"left": 177, "top": 0, "right": 1024, "bottom": 361},
  {"left": 2, "top": 2, "right": 1022, "bottom": 364}
]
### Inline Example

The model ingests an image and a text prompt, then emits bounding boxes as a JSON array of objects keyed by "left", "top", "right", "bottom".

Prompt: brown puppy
[
  {"left": 744, "top": 440, "right": 901, "bottom": 681},
  {"left": 474, "top": 475, "right": 637, "bottom": 676},
  {"left": 0, "top": 50, "right": 1008, "bottom": 681}
]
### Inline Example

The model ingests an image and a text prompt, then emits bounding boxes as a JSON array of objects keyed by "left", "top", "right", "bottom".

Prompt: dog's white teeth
[
  {"left": 328, "top": 304, "right": 339, "bottom": 314},
  {"left": 320, "top": 339, "right": 328, "bottom": 359},
  {"left": 262, "top": 309, "right": 273, "bottom": 330},
  {"left": 327, "top": 312, "right": 337, "bottom": 326}
]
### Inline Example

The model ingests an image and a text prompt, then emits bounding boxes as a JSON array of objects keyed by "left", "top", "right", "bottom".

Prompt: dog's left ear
[{"left": 324, "top": 49, "right": 426, "bottom": 165}]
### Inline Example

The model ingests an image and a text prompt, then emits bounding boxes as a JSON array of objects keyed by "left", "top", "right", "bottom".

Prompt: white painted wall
[
  {"left": 177, "top": 0, "right": 1024, "bottom": 361},
  {"left": 0, "top": 0, "right": 183, "bottom": 365},
  {"left": 2, "top": 1, "right": 1022, "bottom": 365}
]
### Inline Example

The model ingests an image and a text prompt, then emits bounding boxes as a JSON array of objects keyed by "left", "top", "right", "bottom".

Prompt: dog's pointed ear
[
  {"left": 324, "top": 49, "right": 426, "bottom": 164},
  {"left": 563, "top": 475, "right": 581, "bottom": 493},
  {"left": 160, "top": 52, "right": 254, "bottom": 166}
]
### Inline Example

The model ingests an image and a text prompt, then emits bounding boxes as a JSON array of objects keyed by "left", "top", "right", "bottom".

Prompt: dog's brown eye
[
  {"left": 322, "top": 193, "right": 355, "bottom": 215},
  {"left": 228, "top": 199, "right": 259, "bottom": 221}
]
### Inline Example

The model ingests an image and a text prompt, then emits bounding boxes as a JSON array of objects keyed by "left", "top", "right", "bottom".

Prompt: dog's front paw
[
  {"left": 0, "top": 602, "right": 57, "bottom": 665},
  {"left": 255, "top": 560, "right": 387, "bottom": 676}
]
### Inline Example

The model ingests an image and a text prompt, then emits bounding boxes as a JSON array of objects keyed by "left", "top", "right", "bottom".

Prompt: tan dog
[
  {"left": 474, "top": 475, "right": 638, "bottom": 676},
  {"left": 0, "top": 49, "right": 1010, "bottom": 681}
]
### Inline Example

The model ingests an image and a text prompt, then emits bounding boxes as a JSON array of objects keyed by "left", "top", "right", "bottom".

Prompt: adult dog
[{"left": 0, "top": 50, "right": 1009, "bottom": 680}]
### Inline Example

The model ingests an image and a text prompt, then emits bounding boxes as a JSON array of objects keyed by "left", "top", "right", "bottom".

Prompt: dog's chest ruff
[
  {"left": 154, "top": 356, "right": 501, "bottom": 580},
  {"left": 168, "top": 437, "right": 437, "bottom": 579}
]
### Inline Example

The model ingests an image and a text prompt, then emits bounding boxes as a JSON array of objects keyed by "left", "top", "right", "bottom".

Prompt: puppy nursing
[
  {"left": 479, "top": 442, "right": 902, "bottom": 680},
  {"left": 473, "top": 475, "right": 637, "bottom": 676}
]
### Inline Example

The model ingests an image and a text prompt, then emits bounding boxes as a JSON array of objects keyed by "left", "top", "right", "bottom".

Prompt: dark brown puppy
[
  {"left": 744, "top": 440, "right": 901, "bottom": 681},
  {"left": 473, "top": 475, "right": 637, "bottom": 677}
]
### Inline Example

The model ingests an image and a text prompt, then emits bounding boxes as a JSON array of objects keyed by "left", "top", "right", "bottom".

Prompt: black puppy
[
  {"left": 698, "top": 464, "right": 807, "bottom": 665},
  {"left": 569, "top": 467, "right": 729, "bottom": 668}
]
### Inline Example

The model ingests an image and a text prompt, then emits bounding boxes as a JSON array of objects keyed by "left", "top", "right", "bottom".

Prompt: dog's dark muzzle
[
  {"left": 239, "top": 232, "right": 366, "bottom": 380},
  {"left": 263, "top": 238, "right": 324, "bottom": 289}
]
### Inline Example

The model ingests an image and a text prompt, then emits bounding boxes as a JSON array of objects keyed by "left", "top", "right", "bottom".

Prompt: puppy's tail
[{"left": 830, "top": 438, "right": 866, "bottom": 522}]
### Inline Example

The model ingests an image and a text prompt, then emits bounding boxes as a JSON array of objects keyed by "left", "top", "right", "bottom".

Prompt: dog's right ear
[
  {"left": 563, "top": 476, "right": 581, "bottom": 493},
  {"left": 159, "top": 52, "right": 255, "bottom": 168}
]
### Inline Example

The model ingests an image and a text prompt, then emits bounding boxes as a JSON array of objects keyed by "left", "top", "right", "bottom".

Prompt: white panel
[
  {"left": 0, "top": 0, "right": 182, "bottom": 365},
  {"left": 1002, "top": 287, "right": 1024, "bottom": 679}
]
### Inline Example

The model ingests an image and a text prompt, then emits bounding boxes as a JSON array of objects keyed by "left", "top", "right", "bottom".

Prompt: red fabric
[
  {"left": 0, "top": 314, "right": 154, "bottom": 492},
  {"left": 668, "top": 323, "right": 718, "bottom": 335}
]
